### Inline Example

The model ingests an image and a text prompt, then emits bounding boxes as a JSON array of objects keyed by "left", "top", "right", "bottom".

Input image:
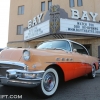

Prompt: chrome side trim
[{"left": 0, "top": 61, "right": 27, "bottom": 68}]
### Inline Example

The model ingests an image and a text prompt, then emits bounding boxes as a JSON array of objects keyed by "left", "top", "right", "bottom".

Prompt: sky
[{"left": 0, "top": 0, "right": 10, "bottom": 48}]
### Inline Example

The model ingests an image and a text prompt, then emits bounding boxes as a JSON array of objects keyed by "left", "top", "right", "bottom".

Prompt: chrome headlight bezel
[{"left": 23, "top": 50, "right": 30, "bottom": 61}]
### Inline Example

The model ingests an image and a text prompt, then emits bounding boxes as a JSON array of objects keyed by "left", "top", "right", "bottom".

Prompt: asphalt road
[{"left": 0, "top": 70, "right": 100, "bottom": 100}]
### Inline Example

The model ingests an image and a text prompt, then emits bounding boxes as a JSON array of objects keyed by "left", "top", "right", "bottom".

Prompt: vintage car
[{"left": 0, "top": 39, "right": 99, "bottom": 98}]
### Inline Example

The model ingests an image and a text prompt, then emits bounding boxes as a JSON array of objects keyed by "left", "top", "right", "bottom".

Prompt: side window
[{"left": 72, "top": 42, "right": 88, "bottom": 55}]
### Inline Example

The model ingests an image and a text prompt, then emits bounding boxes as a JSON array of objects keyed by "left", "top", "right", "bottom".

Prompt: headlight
[{"left": 23, "top": 50, "right": 30, "bottom": 61}]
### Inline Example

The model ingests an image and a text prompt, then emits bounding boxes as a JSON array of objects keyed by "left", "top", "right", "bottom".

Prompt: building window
[
  {"left": 69, "top": 0, "right": 75, "bottom": 7},
  {"left": 77, "top": 0, "right": 83, "bottom": 6},
  {"left": 18, "top": 5, "right": 24, "bottom": 15},
  {"left": 41, "top": 2, "right": 45, "bottom": 11},
  {"left": 17, "top": 25, "right": 23, "bottom": 35},
  {"left": 48, "top": 0, "right": 52, "bottom": 10}
]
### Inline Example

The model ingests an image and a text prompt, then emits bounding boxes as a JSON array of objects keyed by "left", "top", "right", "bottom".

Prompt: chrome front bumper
[{"left": 0, "top": 69, "right": 44, "bottom": 88}]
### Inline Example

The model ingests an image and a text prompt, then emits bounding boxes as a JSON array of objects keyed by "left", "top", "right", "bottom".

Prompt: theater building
[{"left": 8, "top": 0, "right": 100, "bottom": 57}]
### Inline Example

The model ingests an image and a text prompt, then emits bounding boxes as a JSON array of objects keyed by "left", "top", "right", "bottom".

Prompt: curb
[{"left": 96, "top": 69, "right": 100, "bottom": 73}]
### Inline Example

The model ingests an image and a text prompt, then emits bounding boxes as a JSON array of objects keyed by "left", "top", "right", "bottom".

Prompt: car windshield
[{"left": 37, "top": 40, "right": 71, "bottom": 51}]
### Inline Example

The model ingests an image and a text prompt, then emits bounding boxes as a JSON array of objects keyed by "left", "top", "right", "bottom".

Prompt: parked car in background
[
  {"left": 0, "top": 39, "right": 99, "bottom": 98},
  {"left": 98, "top": 57, "right": 100, "bottom": 69},
  {"left": 0, "top": 48, "right": 3, "bottom": 52}
]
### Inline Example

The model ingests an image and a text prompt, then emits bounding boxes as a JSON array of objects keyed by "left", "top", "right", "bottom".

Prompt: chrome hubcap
[{"left": 43, "top": 72, "right": 56, "bottom": 92}]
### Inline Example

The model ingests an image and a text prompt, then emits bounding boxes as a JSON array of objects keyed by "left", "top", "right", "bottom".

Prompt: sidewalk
[{"left": 96, "top": 69, "right": 100, "bottom": 73}]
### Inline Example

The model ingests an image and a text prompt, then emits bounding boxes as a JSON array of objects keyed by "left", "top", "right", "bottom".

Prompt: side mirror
[{"left": 73, "top": 49, "right": 77, "bottom": 52}]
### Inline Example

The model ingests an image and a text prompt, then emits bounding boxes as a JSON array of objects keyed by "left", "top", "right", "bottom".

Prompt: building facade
[{"left": 8, "top": 0, "right": 100, "bottom": 57}]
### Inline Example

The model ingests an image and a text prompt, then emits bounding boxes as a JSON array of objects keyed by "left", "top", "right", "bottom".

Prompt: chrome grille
[{"left": 0, "top": 61, "right": 27, "bottom": 77}]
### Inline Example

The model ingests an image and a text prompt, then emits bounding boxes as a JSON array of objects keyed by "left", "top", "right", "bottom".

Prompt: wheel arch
[{"left": 45, "top": 64, "right": 65, "bottom": 83}]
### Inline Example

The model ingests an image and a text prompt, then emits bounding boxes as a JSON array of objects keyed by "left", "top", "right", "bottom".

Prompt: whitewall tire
[
  {"left": 88, "top": 65, "right": 96, "bottom": 79},
  {"left": 37, "top": 68, "right": 59, "bottom": 98}
]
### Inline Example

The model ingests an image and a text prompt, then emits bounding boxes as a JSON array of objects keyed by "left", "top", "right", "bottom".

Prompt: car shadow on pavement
[{"left": 0, "top": 74, "right": 100, "bottom": 100}]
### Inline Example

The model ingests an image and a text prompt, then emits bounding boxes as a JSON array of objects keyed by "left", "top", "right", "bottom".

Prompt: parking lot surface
[{"left": 0, "top": 70, "right": 100, "bottom": 100}]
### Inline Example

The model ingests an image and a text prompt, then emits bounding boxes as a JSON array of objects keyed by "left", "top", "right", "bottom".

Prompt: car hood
[
  {"left": 0, "top": 48, "right": 66, "bottom": 61},
  {"left": 0, "top": 48, "right": 23, "bottom": 61}
]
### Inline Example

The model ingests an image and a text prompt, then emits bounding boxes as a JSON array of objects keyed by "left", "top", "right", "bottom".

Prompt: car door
[{"left": 71, "top": 42, "right": 89, "bottom": 78}]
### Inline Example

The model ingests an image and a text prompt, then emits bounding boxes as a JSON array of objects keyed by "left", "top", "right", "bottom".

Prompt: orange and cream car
[{"left": 0, "top": 39, "right": 99, "bottom": 98}]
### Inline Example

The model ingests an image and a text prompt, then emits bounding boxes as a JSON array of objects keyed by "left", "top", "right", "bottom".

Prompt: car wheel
[
  {"left": 88, "top": 65, "right": 96, "bottom": 79},
  {"left": 36, "top": 68, "right": 59, "bottom": 98}
]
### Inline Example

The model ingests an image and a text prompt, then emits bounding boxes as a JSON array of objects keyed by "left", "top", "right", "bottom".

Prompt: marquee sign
[
  {"left": 24, "top": 5, "right": 100, "bottom": 41},
  {"left": 71, "top": 9, "right": 98, "bottom": 22},
  {"left": 60, "top": 18, "right": 100, "bottom": 36},
  {"left": 24, "top": 20, "right": 49, "bottom": 41},
  {"left": 28, "top": 13, "right": 44, "bottom": 29}
]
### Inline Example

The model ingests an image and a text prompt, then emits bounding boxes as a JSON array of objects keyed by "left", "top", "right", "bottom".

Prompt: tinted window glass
[{"left": 37, "top": 40, "right": 71, "bottom": 51}]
